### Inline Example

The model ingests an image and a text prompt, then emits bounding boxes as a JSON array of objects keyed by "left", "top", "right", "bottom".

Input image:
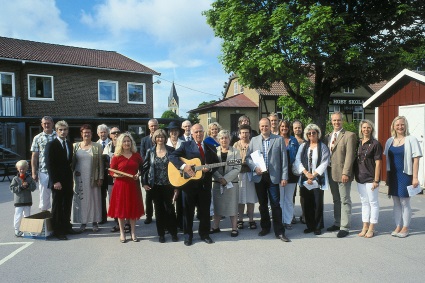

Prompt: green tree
[
  {"left": 161, "top": 110, "right": 180, "bottom": 119},
  {"left": 197, "top": 100, "right": 217, "bottom": 108},
  {"left": 187, "top": 112, "right": 200, "bottom": 125},
  {"left": 204, "top": 0, "right": 425, "bottom": 134}
]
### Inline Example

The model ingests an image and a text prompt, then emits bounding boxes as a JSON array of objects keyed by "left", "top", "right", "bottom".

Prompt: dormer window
[
  {"left": 343, "top": 87, "right": 354, "bottom": 94},
  {"left": 234, "top": 81, "right": 238, "bottom": 95}
]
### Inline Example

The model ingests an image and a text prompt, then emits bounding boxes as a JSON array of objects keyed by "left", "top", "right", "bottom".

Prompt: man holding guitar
[{"left": 169, "top": 124, "right": 220, "bottom": 246}]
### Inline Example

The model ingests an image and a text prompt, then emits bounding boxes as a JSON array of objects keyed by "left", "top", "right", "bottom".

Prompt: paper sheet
[
  {"left": 302, "top": 180, "right": 319, "bottom": 190},
  {"left": 407, "top": 185, "right": 422, "bottom": 197},
  {"left": 250, "top": 150, "right": 267, "bottom": 174}
]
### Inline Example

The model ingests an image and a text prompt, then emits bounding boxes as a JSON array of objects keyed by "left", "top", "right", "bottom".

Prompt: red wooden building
[{"left": 363, "top": 69, "right": 425, "bottom": 185}]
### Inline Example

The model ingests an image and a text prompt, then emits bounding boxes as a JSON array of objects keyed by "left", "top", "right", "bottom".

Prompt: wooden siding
[{"left": 377, "top": 79, "right": 425, "bottom": 180}]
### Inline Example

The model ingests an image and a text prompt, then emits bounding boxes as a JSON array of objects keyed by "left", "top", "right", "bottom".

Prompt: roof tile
[{"left": 0, "top": 36, "right": 159, "bottom": 75}]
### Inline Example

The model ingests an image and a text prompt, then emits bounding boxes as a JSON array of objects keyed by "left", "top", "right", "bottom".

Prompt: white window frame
[
  {"left": 328, "top": 105, "right": 340, "bottom": 119},
  {"left": 127, "top": 82, "right": 146, "bottom": 104},
  {"left": 98, "top": 80, "right": 119, "bottom": 103},
  {"left": 234, "top": 81, "right": 238, "bottom": 95},
  {"left": 207, "top": 112, "right": 212, "bottom": 125},
  {"left": 0, "top": 72, "right": 15, "bottom": 97},
  {"left": 28, "top": 74, "right": 54, "bottom": 101},
  {"left": 343, "top": 87, "right": 354, "bottom": 94},
  {"left": 353, "top": 106, "right": 364, "bottom": 123}
]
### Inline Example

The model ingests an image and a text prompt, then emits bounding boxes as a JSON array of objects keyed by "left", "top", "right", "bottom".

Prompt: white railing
[{"left": 0, "top": 96, "right": 21, "bottom": 116}]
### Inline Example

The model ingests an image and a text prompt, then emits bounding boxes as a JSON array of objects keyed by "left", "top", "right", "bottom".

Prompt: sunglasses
[
  {"left": 111, "top": 131, "right": 121, "bottom": 135},
  {"left": 307, "top": 132, "right": 317, "bottom": 136}
]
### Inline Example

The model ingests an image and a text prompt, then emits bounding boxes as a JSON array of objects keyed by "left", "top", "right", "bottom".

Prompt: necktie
[
  {"left": 102, "top": 141, "right": 106, "bottom": 149},
  {"left": 62, "top": 140, "right": 68, "bottom": 160},
  {"left": 197, "top": 142, "right": 205, "bottom": 162},
  {"left": 330, "top": 133, "right": 337, "bottom": 151},
  {"left": 186, "top": 136, "right": 190, "bottom": 141}
]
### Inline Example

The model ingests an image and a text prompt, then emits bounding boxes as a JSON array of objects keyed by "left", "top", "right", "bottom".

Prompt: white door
[{"left": 399, "top": 105, "right": 425, "bottom": 187}]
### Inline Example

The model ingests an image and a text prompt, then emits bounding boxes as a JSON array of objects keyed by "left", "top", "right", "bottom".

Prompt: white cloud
[
  {"left": 144, "top": 60, "right": 179, "bottom": 69},
  {"left": 80, "top": 0, "right": 220, "bottom": 68},
  {"left": 81, "top": 0, "right": 214, "bottom": 44},
  {"left": 0, "top": 0, "right": 68, "bottom": 42}
]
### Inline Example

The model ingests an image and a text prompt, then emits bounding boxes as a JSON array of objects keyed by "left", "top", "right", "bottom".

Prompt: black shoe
[
  {"left": 110, "top": 225, "right": 120, "bottom": 232},
  {"left": 303, "top": 228, "right": 314, "bottom": 234},
  {"left": 184, "top": 237, "right": 193, "bottom": 246},
  {"left": 230, "top": 230, "right": 239, "bottom": 237},
  {"left": 98, "top": 220, "right": 107, "bottom": 225},
  {"left": 55, "top": 233, "right": 68, "bottom": 240},
  {"left": 172, "top": 235, "right": 178, "bottom": 242},
  {"left": 258, "top": 229, "right": 270, "bottom": 236},
  {"left": 159, "top": 236, "right": 166, "bottom": 243},
  {"left": 314, "top": 229, "right": 322, "bottom": 235},
  {"left": 276, "top": 234, "right": 291, "bottom": 242},
  {"left": 124, "top": 223, "right": 131, "bottom": 233},
  {"left": 337, "top": 230, "right": 349, "bottom": 238},
  {"left": 201, "top": 236, "right": 214, "bottom": 244},
  {"left": 209, "top": 227, "right": 221, "bottom": 234},
  {"left": 326, "top": 225, "right": 340, "bottom": 232},
  {"left": 144, "top": 217, "right": 152, "bottom": 224},
  {"left": 66, "top": 228, "right": 81, "bottom": 235}
]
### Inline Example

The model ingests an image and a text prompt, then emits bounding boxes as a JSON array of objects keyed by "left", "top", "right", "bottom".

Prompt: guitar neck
[{"left": 194, "top": 161, "right": 227, "bottom": 171}]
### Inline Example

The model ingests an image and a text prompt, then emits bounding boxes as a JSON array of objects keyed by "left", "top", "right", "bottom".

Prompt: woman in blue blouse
[{"left": 384, "top": 116, "right": 422, "bottom": 238}]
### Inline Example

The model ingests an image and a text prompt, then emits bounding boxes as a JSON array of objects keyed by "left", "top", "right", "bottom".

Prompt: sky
[{"left": 0, "top": 0, "right": 228, "bottom": 117}]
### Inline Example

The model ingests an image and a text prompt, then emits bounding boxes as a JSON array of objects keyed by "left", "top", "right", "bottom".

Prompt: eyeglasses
[
  {"left": 307, "top": 132, "right": 317, "bottom": 136},
  {"left": 111, "top": 131, "right": 121, "bottom": 135}
]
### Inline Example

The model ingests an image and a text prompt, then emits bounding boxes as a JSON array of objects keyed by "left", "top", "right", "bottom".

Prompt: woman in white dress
[{"left": 72, "top": 124, "right": 104, "bottom": 232}]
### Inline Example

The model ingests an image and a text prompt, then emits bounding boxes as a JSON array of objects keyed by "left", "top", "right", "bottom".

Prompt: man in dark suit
[
  {"left": 179, "top": 120, "right": 192, "bottom": 141},
  {"left": 45, "top": 120, "right": 79, "bottom": 240},
  {"left": 96, "top": 124, "right": 110, "bottom": 224},
  {"left": 140, "top": 118, "right": 159, "bottom": 224},
  {"left": 246, "top": 118, "right": 290, "bottom": 242},
  {"left": 169, "top": 123, "right": 219, "bottom": 246}
]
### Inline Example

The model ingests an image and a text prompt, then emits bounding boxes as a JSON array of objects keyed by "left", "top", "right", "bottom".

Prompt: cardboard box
[{"left": 20, "top": 211, "right": 53, "bottom": 240}]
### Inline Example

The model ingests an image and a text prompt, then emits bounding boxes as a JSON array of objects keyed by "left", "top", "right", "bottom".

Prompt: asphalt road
[{"left": 1, "top": 180, "right": 424, "bottom": 282}]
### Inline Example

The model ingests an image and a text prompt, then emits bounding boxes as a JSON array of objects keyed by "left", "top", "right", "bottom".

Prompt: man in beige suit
[{"left": 326, "top": 112, "right": 356, "bottom": 238}]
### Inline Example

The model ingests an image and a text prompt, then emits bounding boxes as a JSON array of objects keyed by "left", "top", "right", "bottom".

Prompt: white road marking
[{"left": 0, "top": 242, "right": 33, "bottom": 266}]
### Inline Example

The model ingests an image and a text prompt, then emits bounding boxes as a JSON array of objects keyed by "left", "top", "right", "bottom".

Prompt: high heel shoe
[
  {"left": 120, "top": 236, "right": 127, "bottom": 243},
  {"left": 132, "top": 235, "right": 139, "bottom": 242}
]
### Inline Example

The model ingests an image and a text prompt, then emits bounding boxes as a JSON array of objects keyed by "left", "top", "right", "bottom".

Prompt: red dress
[{"left": 107, "top": 153, "right": 145, "bottom": 219}]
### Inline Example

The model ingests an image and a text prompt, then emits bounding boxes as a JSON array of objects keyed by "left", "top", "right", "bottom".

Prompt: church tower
[{"left": 168, "top": 82, "right": 179, "bottom": 115}]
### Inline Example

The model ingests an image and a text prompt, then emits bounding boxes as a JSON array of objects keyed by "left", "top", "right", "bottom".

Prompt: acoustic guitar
[{"left": 168, "top": 157, "right": 242, "bottom": 187}]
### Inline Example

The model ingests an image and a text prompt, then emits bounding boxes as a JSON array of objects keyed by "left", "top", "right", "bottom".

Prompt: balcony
[{"left": 0, "top": 96, "right": 21, "bottom": 116}]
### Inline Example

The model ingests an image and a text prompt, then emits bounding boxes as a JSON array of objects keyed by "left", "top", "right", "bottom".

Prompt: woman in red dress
[{"left": 108, "top": 133, "right": 144, "bottom": 243}]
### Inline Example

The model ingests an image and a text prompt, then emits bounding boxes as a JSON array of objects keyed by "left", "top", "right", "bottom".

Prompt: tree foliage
[
  {"left": 161, "top": 110, "right": 180, "bottom": 119},
  {"left": 197, "top": 100, "right": 217, "bottom": 108},
  {"left": 204, "top": 0, "right": 425, "bottom": 134},
  {"left": 187, "top": 112, "right": 200, "bottom": 125}
]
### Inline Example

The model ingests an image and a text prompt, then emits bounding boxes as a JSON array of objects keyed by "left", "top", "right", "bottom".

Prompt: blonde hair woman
[
  {"left": 108, "top": 133, "right": 144, "bottom": 243},
  {"left": 384, "top": 116, "right": 422, "bottom": 238}
]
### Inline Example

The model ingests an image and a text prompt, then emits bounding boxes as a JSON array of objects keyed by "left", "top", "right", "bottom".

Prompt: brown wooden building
[{"left": 363, "top": 69, "right": 425, "bottom": 186}]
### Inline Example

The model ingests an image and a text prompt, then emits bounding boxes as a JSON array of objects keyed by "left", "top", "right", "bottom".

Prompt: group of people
[{"left": 11, "top": 113, "right": 422, "bottom": 244}]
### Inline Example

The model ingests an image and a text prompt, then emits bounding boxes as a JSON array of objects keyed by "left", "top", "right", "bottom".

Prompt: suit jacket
[
  {"left": 45, "top": 138, "right": 73, "bottom": 187},
  {"left": 246, "top": 134, "right": 288, "bottom": 184},
  {"left": 169, "top": 140, "right": 219, "bottom": 189},
  {"left": 97, "top": 138, "right": 111, "bottom": 149},
  {"left": 179, "top": 135, "right": 192, "bottom": 142},
  {"left": 72, "top": 142, "right": 104, "bottom": 186},
  {"left": 213, "top": 146, "right": 241, "bottom": 184},
  {"left": 140, "top": 135, "right": 153, "bottom": 159},
  {"left": 142, "top": 145, "right": 175, "bottom": 188},
  {"left": 326, "top": 129, "right": 357, "bottom": 182}
]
